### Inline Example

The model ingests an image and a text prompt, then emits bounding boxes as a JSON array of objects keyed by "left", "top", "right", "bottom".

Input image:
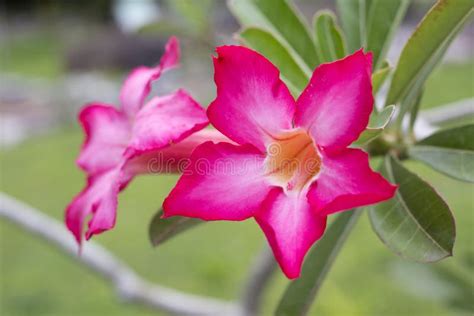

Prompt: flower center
[{"left": 264, "top": 130, "right": 322, "bottom": 191}]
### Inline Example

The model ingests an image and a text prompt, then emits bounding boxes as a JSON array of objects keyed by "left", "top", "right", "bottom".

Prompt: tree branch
[
  {"left": 0, "top": 192, "right": 237, "bottom": 316},
  {"left": 239, "top": 244, "right": 277, "bottom": 316},
  {"left": 420, "top": 98, "right": 474, "bottom": 125}
]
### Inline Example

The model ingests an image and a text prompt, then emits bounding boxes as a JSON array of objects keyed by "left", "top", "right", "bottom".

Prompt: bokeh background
[{"left": 1, "top": 0, "right": 473, "bottom": 315}]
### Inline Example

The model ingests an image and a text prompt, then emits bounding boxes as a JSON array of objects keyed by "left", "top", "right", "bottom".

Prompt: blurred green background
[{"left": 1, "top": 0, "right": 473, "bottom": 315}]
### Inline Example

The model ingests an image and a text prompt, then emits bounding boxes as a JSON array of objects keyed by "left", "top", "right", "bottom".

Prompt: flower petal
[
  {"left": 163, "top": 142, "right": 273, "bottom": 220},
  {"left": 77, "top": 104, "right": 130, "bottom": 175},
  {"left": 119, "top": 36, "right": 180, "bottom": 116},
  {"left": 124, "top": 129, "right": 232, "bottom": 175},
  {"left": 65, "top": 167, "right": 131, "bottom": 244},
  {"left": 125, "top": 89, "right": 208, "bottom": 159},
  {"left": 308, "top": 148, "right": 397, "bottom": 216},
  {"left": 255, "top": 189, "right": 327, "bottom": 279},
  {"left": 208, "top": 45, "right": 295, "bottom": 152},
  {"left": 294, "top": 50, "right": 373, "bottom": 151}
]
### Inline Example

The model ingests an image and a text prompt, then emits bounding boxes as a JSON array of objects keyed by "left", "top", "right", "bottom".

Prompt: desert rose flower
[
  {"left": 163, "top": 46, "right": 397, "bottom": 279},
  {"left": 66, "top": 37, "right": 226, "bottom": 245}
]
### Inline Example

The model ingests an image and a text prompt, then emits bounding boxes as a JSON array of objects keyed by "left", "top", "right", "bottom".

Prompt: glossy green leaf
[
  {"left": 409, "top": 124, "right": 474, "bottom": 182},
  {"left": 355, "top": 105, "right": 395, "bottom": 145},
  {"left": 229, "top": 0, "right": 319, "bottom": 72},
  {"left": 366, "top": 0, "right": 410, "bottom": 69},
  {"left": 336, "top": 0, "right": 368, "bottom": 53},
  {"left": 149, "top": 209, "right": 202, "bottom": 246},
  {"left": 369, "top": 155, "right": 455, "bottom": 262},
  {"left": 276, "top": 210, "right": 361, "bottom": 316},
  {"left": 312, "top": 11, "right": 346, "bottom": 63},
  {"left": 385, "top": 0, "right": 474, "bottom": 112},
  {"left": 239, "top": 27, "right": 309, "bottom": 95},
  {"left": 372, "top": 60, "right": 391, "bottom": 94}
]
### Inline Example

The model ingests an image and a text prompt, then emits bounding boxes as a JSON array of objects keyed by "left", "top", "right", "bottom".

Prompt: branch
[
  {"left": 239, "top": 244, "right": 277, "bottom": 316},
  {"left": 401, "top": 98, "right": 474, "bottom": 140},
  {"left": 420, "top": 98, "right": 474, "bottom": 125},
  {"left": 0, "top": 192, "right": 237, "bottom": 316}
]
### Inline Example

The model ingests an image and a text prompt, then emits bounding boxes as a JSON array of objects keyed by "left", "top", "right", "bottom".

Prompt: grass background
[{"left": 0, "top": 30, "right": 473, "bottom": 315}]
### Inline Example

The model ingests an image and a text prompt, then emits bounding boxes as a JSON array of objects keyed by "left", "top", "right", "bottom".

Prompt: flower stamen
[{"left": 265, "top": 130, "right": 321, "bottom": 191}]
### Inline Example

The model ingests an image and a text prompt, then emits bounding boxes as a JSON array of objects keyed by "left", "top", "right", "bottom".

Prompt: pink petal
[
  {"left": 308, "top": 148, "right": 397, "bottom": 216},
  {"left": 65, "top": 167, "right": 132, "bottom": 244},
  {"left": 119, "top": 36, "right": 180, "bottom": 117},
  {"left": 208, "top": 45, "right": 295, "bottom": 152},
  {"left": 125, "top": 89, "right": 208, "bottom": 159},
  {"left": 76, "top": 104, "right": 130, "bottom": 175},
  {"left": 163, "top": 142, "right": 274, "bottom": 220},
  {"left": 158, "top": 36, "right": 180, "bottom": 70},
  {"left": 124, "top": 129, "right": 233, "bottom": 175},
  {"left": 255, "top": 189, "right": 327, "bottom": 279},
  {"left": 294, "top": 50, "right": 373, "bottom": 151}
]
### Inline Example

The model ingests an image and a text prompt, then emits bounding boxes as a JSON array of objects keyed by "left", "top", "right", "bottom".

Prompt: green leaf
[
  {"left": 239, "top": 27, "right": 309, "bottom": 95},
  {"left": 312, "top": 10, "right": 346, "bottom": 63},
  {"left": 229, "top": 0, "right": 319, "bottom": 72},
  {"left": 385, "top": 0, "right": 474, "bottom": 112},
  {"left": 366, "top": 0, "right": 410, "bottom": 69},
  {"left": 409, "top": 124, "right": 474, "bottom": 183},
  {"left": 149, "top": 209, "right": 203, "bottom": 246},
  {"left": 408, "top": 88, "right": 424, "bottom": 133},
  {"left": 372, "top": 60, "right": 391, "bottom": 94},
  {"left": 369, "top": 155, "right": 455, "bottom": 262},
  {"left": 276, "top": 210, "right": 360, "bottom": 316},
  {"left": 354, "top": 105, "right": 395, "bottom": 145},
  {"left": 336, "top": 0, "right": 368, "bottom": 53}
]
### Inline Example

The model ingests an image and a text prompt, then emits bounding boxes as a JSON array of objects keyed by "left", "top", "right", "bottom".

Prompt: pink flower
[
  {"left": 163, "top": 46, "right": 397, "bottom": 279},
  {"left": 66, "top": 37, "right": 225, "bottom": 244}
]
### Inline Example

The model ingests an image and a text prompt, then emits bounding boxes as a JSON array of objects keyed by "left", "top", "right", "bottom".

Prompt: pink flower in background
[
  {"left": 163, "top": 46, "right": 397, "bottom": 279},
  {"left": 66, "top": 37, "right": 220, "bottom": 245}
]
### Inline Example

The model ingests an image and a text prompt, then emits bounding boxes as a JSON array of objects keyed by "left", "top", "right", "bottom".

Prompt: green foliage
[
  {"left": 369, "top": 155, "right": 456, "bottom": 262},
  {"left": 149, "top": 209, "right": 203, "bottom": 246},
  {"left": 409, "top": 124, "right": 474, "bottom": 183},
  {"left": 239, "top": 27, "right": 309, "bottom": 95},
  {"left": 385, "top": 0, "right": 474, "bottom": 113},
  {"left": 355, "top": 105, "right": 395, "bottom": 145},
  {"left": 336, "top": 0, "right": 368, "bottom": 53},
  {"left": 337, "top": 0, "right": 409, "bottom": 68},
  {"left": 276, "top": 210, "right": 360, "bottom": 316},
  {"left": 229, "top": 0, "right": 319, "bottom": 72},
  {"left": 366, "top": 0, "right": 410, "bottom": 69},
  {"left": 312, "top": 11, "right": 346, "bottom": 63}
]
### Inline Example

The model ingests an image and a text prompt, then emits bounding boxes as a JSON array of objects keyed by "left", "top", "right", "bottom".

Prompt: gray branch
[
  {"left": 239, "top": 244, "right": 277, "bottom": 316},
  {"left": 420, "top": 97, "right": 474, "bottom": 125},
  {"left": 0, "top": 192, "right": 238, "bottom": 316},
  {"left": 411, "top": 97, "right": 473, "bottom": 139}
]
